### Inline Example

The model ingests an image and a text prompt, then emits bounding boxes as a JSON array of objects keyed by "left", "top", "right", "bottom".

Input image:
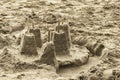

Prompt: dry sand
[{"left": 0, "top": 0, "right": 120, "bottom": 80}]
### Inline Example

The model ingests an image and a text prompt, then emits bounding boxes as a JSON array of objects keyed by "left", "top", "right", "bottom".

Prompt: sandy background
[{"left": 0, "top": 0, "right": 120, "bottom": 80}]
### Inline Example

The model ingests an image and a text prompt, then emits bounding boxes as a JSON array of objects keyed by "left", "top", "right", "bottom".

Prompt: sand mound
[
  {"left": 0, "top": 48, "right": 19, "bottom": 72},
  {"left": 0, "top": 48, "right": 54, "bottom": 73}
]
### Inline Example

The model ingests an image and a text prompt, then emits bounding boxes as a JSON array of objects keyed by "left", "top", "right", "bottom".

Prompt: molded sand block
[
  {"left": 29, "top": 28, "right": 42, "bottom": 48},
  {"left": 60, "top": 24, "right": 71, "bottom": 48},
  {"left": 20, "top": 33, "right": 38, "bottom": 56},
  {"left": 53, "top": 32, "right": 69, "bottom": 55},
  {"left": 86, "top": 41, "right": 105, "bottom": 56},
  {"left": 95, "top": 44, "right": 105, "bottom": 56},
  {"left": 56, "top": 24, "right": 71, "bottom": 48},
  {"left": 40, "top": 42, "right": 59, "bottom": 69}
]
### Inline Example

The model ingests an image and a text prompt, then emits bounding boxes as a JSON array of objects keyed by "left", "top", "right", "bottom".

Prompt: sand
[{"left": 0, "top": 0, "right": 120, "bottom": 80}]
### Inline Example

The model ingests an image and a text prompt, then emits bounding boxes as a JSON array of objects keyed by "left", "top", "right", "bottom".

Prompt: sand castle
[{"left": 18, "top": 20, "right": 105, "bottom": 69}]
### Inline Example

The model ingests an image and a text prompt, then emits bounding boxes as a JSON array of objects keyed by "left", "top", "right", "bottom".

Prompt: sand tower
[
  {"left": 59, "top": 24, "right": 71, "bottom": 48},
  {"left": 53, "top": 32, "right": 70, "bottom": 55},
  {"left": 20, "top": 33, "right": 38, "bottom": 56},
  {"left": 29, "top": 28, "right": 42, "bottom": 48},
  {"left": 53, "top": 23, "right": 71, "bottom": 55},
  {"left": 55, "top": 23, "right": 71, "bottom": 48},
  {"left": 40, "top": 42, "right": 58, "bottom": 69}
]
